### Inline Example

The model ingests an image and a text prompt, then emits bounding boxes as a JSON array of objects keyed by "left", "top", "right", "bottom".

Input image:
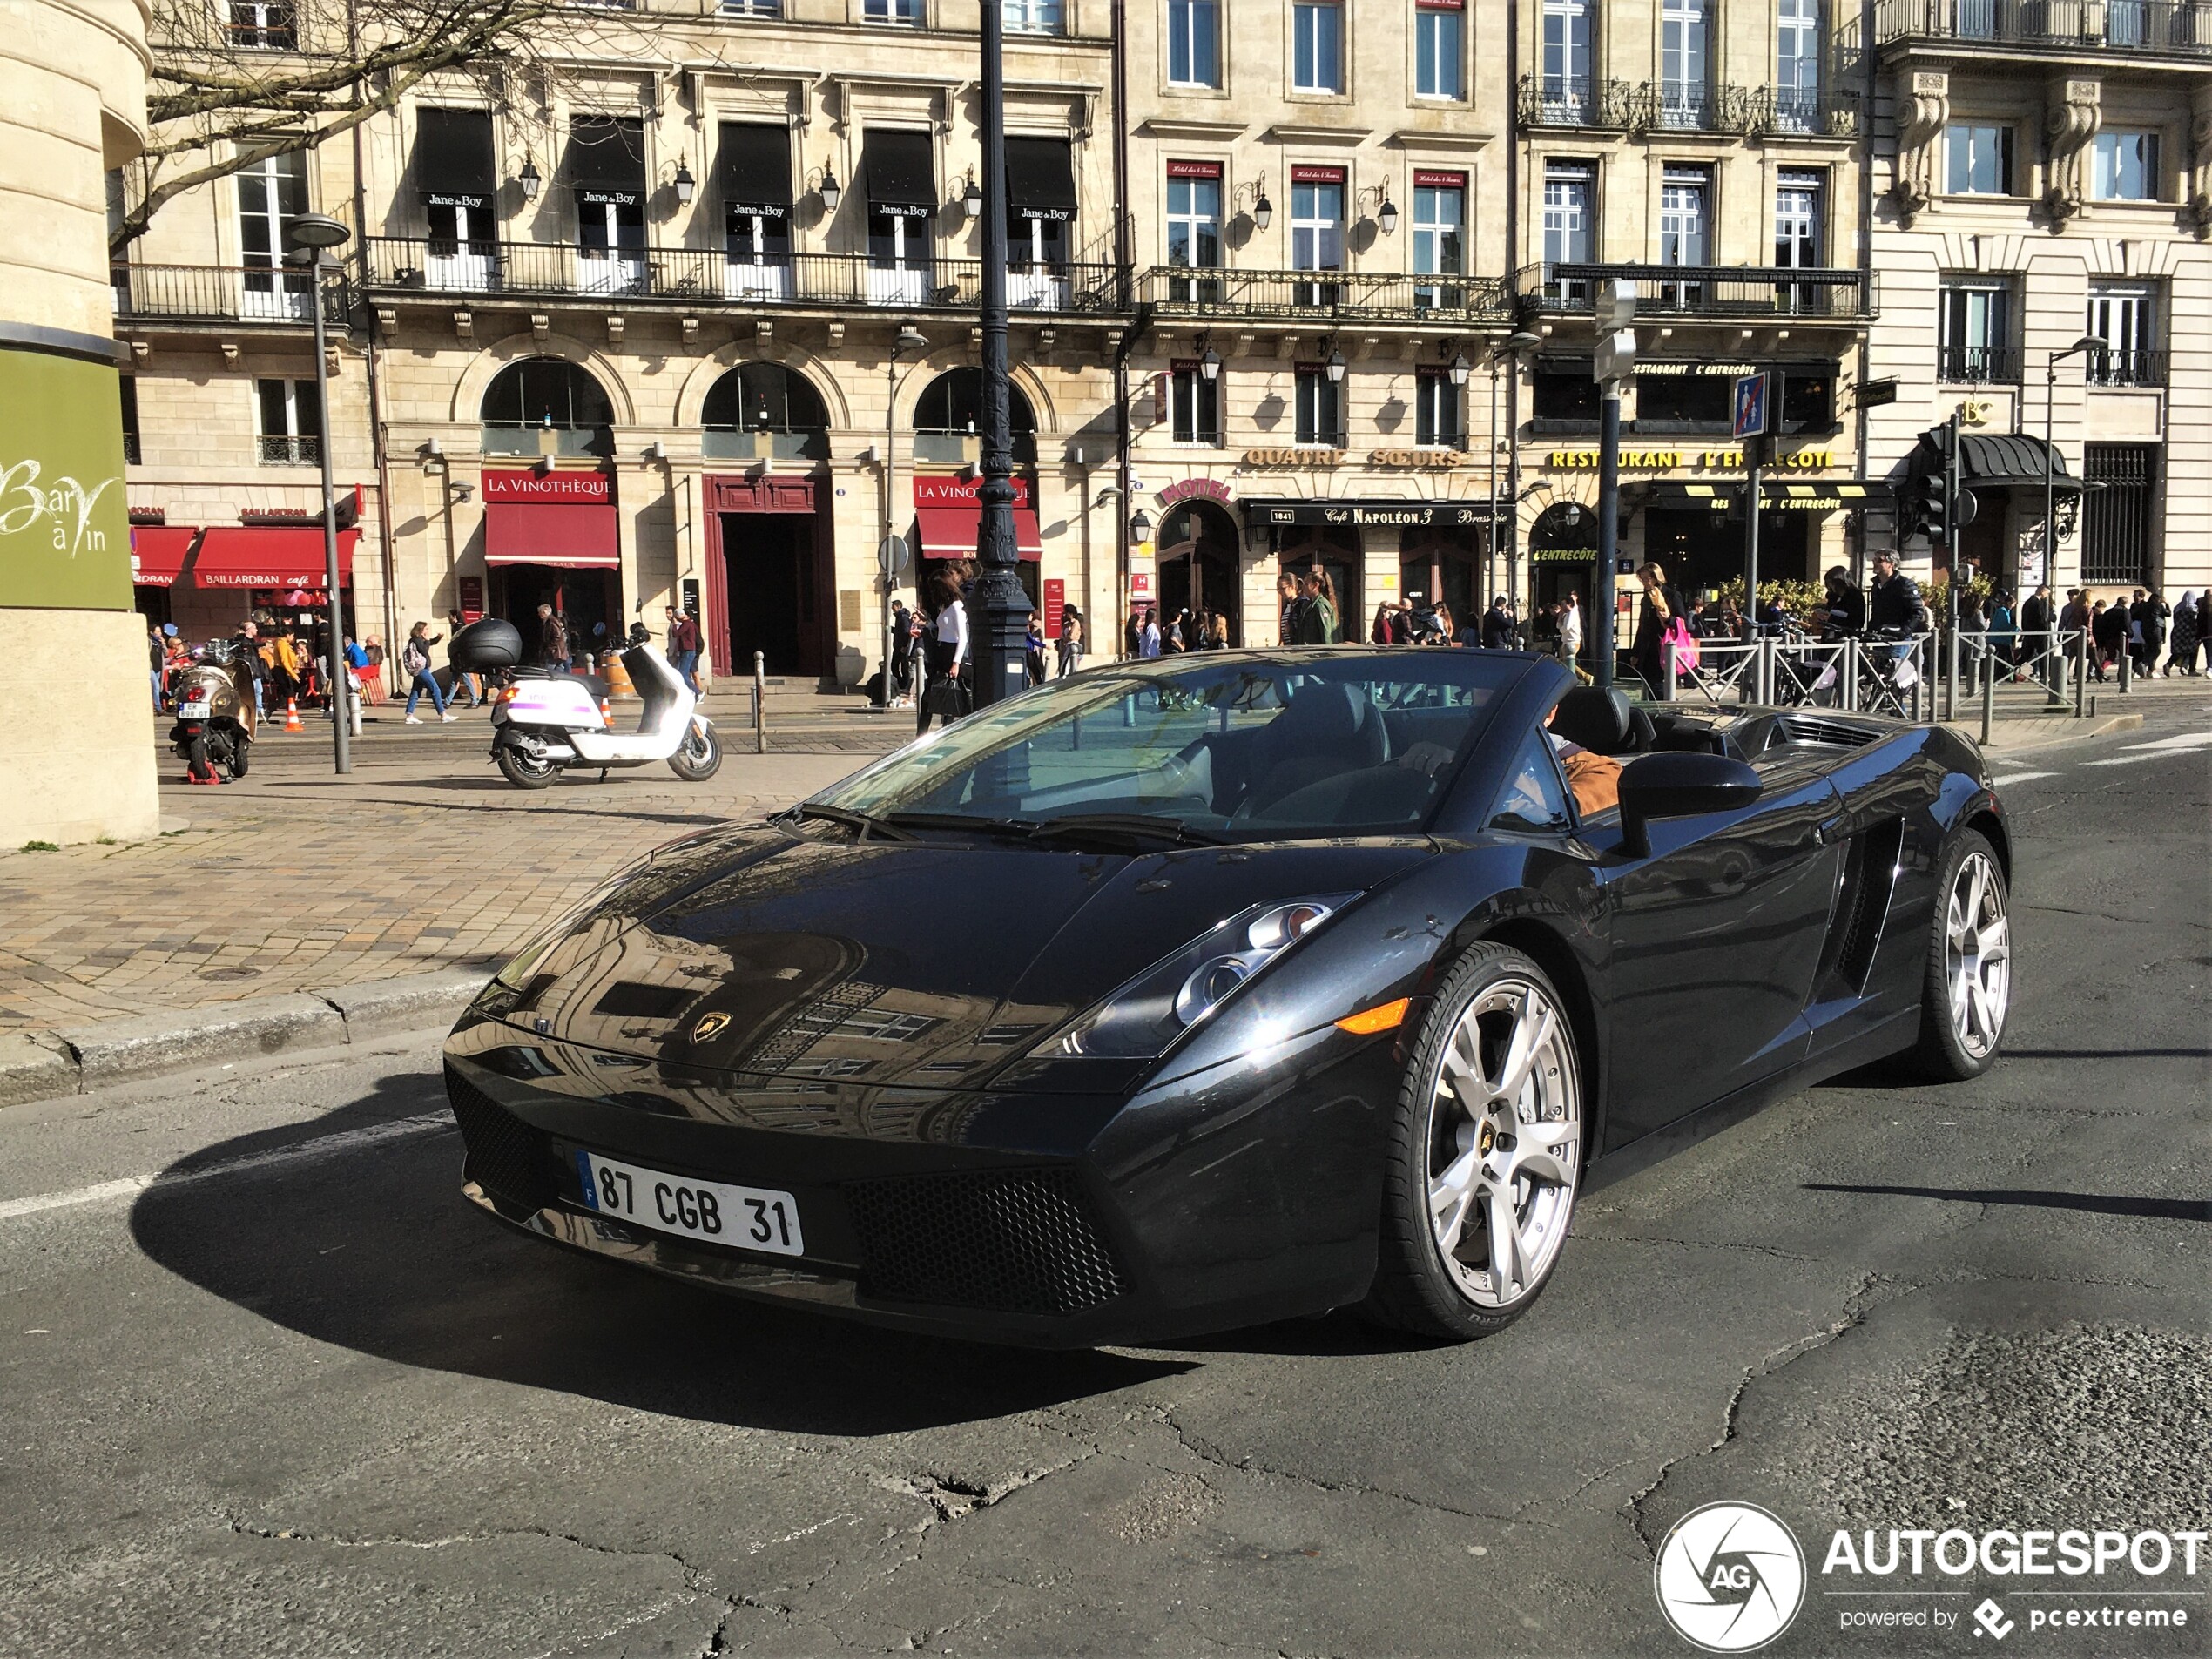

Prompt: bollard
[
  {"left": 1980, "top": 645, "right": 1995, "bottom": 747},
  {"left": 347, "top": 685, "right": 362, "bottom": 739},
  {"left": 2118, "top": 644, "right": 2132, "bottom": 695},
  {"left": 2074, "top": 632, "right": 2088, "bottom": 718},
  {"left": 752, "top": 650, "right": 767, "bottom": 754}
]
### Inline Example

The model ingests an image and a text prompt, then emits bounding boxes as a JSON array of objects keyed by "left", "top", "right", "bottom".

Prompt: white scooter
[{"left": 489, "top": 637, "right": 721, "bottom": 790}]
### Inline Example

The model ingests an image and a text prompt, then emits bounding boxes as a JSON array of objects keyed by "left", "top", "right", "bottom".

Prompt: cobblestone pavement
[{"left": 0, "top": 699, "right": 900, "bottom": 1035}]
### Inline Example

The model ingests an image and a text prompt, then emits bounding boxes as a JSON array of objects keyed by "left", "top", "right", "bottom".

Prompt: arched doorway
[
  {"left": 1157, "top": 500, "right": 1242, "bottom": 645},
  {"left": 1275, "top": 527, "right": 1359, "bottom": 644},
  {"left": 479, "top": 358, "right": 619, "bottom": 656},
  {"left": 1529, "top": 499, "right": 1603, "bottom": 666},
  {"left": 702, "top": 362, "right": 831, "bottom": 462}
]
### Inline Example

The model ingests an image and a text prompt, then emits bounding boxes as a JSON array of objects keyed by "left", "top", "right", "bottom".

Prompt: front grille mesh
[
  {"left": 843, "top": 1168, "right": 1126, "bottom": 1316},
  {"left": 444, "top": 1066, "right": 556, "bottom": 1214}
]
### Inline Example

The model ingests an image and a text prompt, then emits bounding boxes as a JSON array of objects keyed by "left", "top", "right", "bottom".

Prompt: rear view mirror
[{"left": 1617, "top": 752, "right": 1763, "bottom": 856}]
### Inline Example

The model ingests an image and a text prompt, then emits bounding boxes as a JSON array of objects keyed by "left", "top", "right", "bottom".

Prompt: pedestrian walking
[
  {"left": 401, "top": 622, "right": 456, "bottom": 723},
  {"left": 2164, "top": 592, "right": 2200, "bottom": 676},
  {"left": 917, "top": 574, "right": 968, "bottom": 735},
  {"left": 1480, "top": 595, "right": 1516, "bottom": 651},
  {"left": 1289, "top": 571, "right": 1334, "bottom": 645},
  {"left": 1024, "top": 617, "right": 1046, "bottom": 686},
  {"left": 1055, "top": 604, "right": 1085, "bottom": 677},
  {"left": 2130, "top": 590, "right": 2165, "bottom": 678},
  {"left": 2090, "top": 596, "right": 2128, "bottom": 681},
  {"left": 1631, "top": 563, "right": 1688, "bottom": 692},
  {"left": 666, "top": 605, "right": 701, "bottom": 695},
  {"left": 888, "top": 599, "right": 915, "bottom": 704},
  {"left": 1558, "top": 590, "right": 1584, "bottom": 669},
  {"left": 1136, "top": 604, "right": 1163, "bottom": 658},
  {"left": 1275, "top": 571, "right": 1300, "bottom": 646},
  {"left": 537, "top": 604, "right": 570, "bottom": 671},
  {"left": 443, "top": 610, "right": 481, "bottom": 706}
]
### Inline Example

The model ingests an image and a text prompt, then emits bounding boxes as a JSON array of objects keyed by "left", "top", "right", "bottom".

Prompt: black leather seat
[
  {"left": 1242, "top": 682, "right": 1390, "bottom": 816},
  {"left": 1550, "top": 686, "right": 1633, "bottom": 754}
]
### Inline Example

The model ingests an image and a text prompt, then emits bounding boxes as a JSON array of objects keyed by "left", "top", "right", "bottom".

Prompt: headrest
[
  {"left": 1551, "top": 685, "right": 1633, "bottom": 756},
  {"left": 1278, "top": 681, "right": 1386, "bottom": 763}
]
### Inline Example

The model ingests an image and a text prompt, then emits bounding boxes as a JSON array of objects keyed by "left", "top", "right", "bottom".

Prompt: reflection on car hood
[{"left": 497, "top": 826, "right": 1433, "bottom": 1091}]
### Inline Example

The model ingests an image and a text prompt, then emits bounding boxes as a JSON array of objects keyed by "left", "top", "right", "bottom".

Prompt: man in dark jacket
[
  {"left": 2130, "top": 590, "right": 2165, "bottom": 676},
  {"left": 1866, "top": 553, "right": 1925, "bottom": 635},
  {"left": 1818, "top": 565, "right": 1867, "bottom": 636},
  {"left": 1480, "top": 597, "right": 1517, "bottom": 651}
]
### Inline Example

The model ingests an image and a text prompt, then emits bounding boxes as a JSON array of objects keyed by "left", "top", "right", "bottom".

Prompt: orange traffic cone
[
  {"left": 284, "top": 698, "right": 303, "bottom": 733},
  {"left": 598, "top": 697, "right": 612, "bottom": 727}
]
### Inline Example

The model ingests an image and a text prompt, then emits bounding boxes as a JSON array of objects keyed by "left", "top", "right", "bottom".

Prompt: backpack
[{"left": 403, "top": 637, "right": 430, "bottom": 676}]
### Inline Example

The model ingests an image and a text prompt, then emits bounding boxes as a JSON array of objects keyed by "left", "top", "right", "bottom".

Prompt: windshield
[{"left": 811, "top": 651, "right": 1521, "bottom": 841}]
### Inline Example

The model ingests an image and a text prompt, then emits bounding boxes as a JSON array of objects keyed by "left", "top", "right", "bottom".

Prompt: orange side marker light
[{"left": 1335, "top": 998, "right": 1411, "bottom": 1035}]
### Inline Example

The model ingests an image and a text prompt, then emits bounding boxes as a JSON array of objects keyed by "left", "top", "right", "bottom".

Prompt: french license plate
[
  {"left": 179, "top": 699, "right": 211, "bottom": 718},
  {"left": 573, "top": 1150, "right": 804, "bottom": 1256}
]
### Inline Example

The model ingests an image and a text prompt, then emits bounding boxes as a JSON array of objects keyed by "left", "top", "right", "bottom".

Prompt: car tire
[
  {"left": 1910, "top": 828, "right": 2011, "bottom": 1082},
  {"left": 1363, "top": 941, "right": 1585, "bottom": 1342}
]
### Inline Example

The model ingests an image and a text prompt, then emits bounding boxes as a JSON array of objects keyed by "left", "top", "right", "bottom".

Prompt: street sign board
[
  {"left": 1858, "top": 376, "right": 1899, "bottom": 409},
  {"left": 1732, "top": 373, "right": 1769, "bottom": 440},
  {"left": 1596, "top": 280, "right": 1637, "bottom": 332},
  {"left": 1594, "top": 328, "right": 1637, "bottom": 384},
  {"left": 877, "top": 534, "right": 910, "bottom": 578}
]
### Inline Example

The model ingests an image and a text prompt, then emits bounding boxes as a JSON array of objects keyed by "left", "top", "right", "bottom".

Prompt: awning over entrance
[
  {"left": 718, "top": 122, "right": 792, "bottom": 219},
  {"left": 1906, "top": 429, "right": 2091, "bottom": 493},
  {"left": 915, "top": 504, "right": 1042, "bottom": 560},
  {"left": 1006, "top": 137, "right": 1076, "bottom": 222},
  {"left": 415, "top": 106, "right": 496, "bottom": 209},
  {"left": 483, "top": 501, "right": 620, "bottom": 567},
  {"left": 130, "top": 526, "right": 198, "bottom": 586},
  {"left": 1645, "top": 482, "right": 1873, "bottom": 511},
  {"left": 192, "top": 527, "right": 358, "bottom": 589}
]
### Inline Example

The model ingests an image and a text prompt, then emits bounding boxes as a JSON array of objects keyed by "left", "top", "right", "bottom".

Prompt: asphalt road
[{"left": 3, "top": 700, "right": 2206, "bottom": 1659}]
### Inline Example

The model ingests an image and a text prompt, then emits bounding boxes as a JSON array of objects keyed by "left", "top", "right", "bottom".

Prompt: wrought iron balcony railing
[
  {"left": 1138, "top": 265, "right": 1509, "bottom": 323},
  {"left": 362, "top": 239, "right": 1130, "bottom": 314},
  {"left": 1517, "top": 75, "right": 1797, "bottom": 134},
  {"left": 111, "top": 263, "right": 346, "bottom": 325},
  {"left": 1937, "top": 344, "right": 2025, "bottom": 383},
  {"left": 255, "top": 435, "right": 321, "bottom": 465},
  {"left": 1757, "top": 86, "right": 1865, "bottom": 138},
  {"left": 1522, "top": 264, "right": 1877, "bottom": 320},
  {"left": 2085, "top": 347, "right": 2166, "bottom": 386},
  {"left": 1876, "top": 0, "right": 2212, "bottom": 53},
  {"left": 1516, "top": 73, "right": 1642, "bottom": 129}
]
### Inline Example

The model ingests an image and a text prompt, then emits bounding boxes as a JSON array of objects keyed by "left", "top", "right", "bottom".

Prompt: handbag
[
  {"left": 1663, "top": 617, "right": 1701, "bottom": 676},
  {"left": 923, "top": 675, "right": 968, "bottom": 720}
]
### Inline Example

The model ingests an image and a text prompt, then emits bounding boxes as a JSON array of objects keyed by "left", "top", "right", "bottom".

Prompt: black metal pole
[
  {"left": 309, "top": 258, "right": 352, "bottom": 772},
  {"left": 969, "top": 3, "right": 1032, "bottom": 709},
  {"left": 1742, "top": 427, "right": 1764, "bottom": 644},
  {"left": 1594, "top": 381, "right": 1618, "bottom": 695}
]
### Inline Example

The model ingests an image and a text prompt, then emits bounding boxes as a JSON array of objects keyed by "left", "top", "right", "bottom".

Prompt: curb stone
[{"left": 8, "top": 967, "right": 489, "bottom": 1109}]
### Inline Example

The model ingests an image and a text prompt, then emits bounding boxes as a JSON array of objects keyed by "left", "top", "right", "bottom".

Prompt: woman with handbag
[
  {"left": 917, "top": 574, "right": 968, "bottom": 734},
  {"left": 1631, "top": 562, "right": 1689, "bottom": 695}
]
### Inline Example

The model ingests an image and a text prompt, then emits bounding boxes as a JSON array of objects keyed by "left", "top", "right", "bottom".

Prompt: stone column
[{"left": 0, "top": 0, "right": 160, "bottom": 844}]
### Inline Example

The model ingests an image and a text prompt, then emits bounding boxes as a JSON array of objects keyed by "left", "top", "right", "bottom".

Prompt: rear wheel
[
  {"left": 496, "top": 742, "right": 560, "bottom": 790},
  {"left": 1365, "top": 943, "right": 1584, "bottom": 1341},
  {"left": 1911, "top": 829, "right": 2010, "bottom": 1080},
  {"left": 225, "top": 736, "right": 249, "bottom": 779},
  {"left": 668, "top": 721, "right": 722, "bottom": 782}
]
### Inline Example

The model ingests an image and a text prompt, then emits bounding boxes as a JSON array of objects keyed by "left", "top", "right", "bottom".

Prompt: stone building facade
[{"left": 1861, "top": 5, "right": 2211, "bottom": 604}]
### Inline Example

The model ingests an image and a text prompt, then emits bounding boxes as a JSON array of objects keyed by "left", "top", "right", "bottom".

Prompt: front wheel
[
  {"left": 668, "top": 721, "right": 722, "bottom": 782},
  {"left": 1364, "top": 942, "right": 1584, "bottom": 1342},
  {"left": 496, "top": 742, "right": 561, "bottom": 791},
  {"left": 1911, "top": 829, "right": 2011, "bottom": 1080}
]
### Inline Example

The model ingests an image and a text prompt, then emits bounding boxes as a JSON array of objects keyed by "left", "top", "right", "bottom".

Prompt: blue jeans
[
  {"left": 150, "top": 669, "right": 165, "bottom": 711},
  {"left": 405, "top": 670, "right": 448, "bottom": 716},
  {"left": 672, "top": 649, "right": 698, "bottom": 693}
]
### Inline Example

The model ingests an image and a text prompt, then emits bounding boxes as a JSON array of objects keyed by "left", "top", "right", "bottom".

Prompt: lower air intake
[
  {"left": 844, "top": 1167, "right": 1127, "bottom": 1316},
  {"left": 444, "top": 1066, "right": 556, "bottom": 1216}
]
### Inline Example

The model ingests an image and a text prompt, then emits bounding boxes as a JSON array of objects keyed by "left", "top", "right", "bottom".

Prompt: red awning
[
  {"left": 130, "top": 526, "right": 199, "bottom": 587},
  {"left": 915, "top": 504, "right": 1042, "bottom": 562},
  {"left": 483, "top": 501, "right": 621, "bottom": 568},
  {"left": 191, "top": 527, "right": 358, "bottom": 590}
]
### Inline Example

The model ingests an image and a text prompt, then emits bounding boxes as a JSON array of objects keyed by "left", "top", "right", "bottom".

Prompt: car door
[{"left": 1585, "top": 752, "right": 1843, "bottom": 1148}]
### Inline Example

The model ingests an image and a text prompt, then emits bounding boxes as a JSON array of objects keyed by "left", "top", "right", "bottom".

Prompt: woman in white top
[{"left": 919, "top": 574, "right": 969, "bottom": 734}]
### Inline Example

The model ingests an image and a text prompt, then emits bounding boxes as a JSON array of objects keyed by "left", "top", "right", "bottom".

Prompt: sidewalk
[{"left": 0, "top": 708, "right": 894, "bottom": 1039}]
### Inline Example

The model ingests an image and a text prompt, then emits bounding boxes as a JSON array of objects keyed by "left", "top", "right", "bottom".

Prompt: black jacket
[
  {"left": 1824, "top": 584, "right": 1868, "bottom": 636},
  {"left": 1480, "top": 608, "right": 1516, "bottom": 650},
  {"left": 1868, "top": 573, "right": 1925, "bottom": 634}
]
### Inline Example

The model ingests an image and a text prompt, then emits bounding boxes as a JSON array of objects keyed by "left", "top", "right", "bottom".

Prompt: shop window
[
  {"left": 1169, "top": 361, "right": 1221, "bottom": 446},
  {"left": 254, "top": 376, "right": 322, "bottom": 465},
  {"left": 1779, "top": 371, "right": 1835, "bottom": 434},
  {"left": 1532, "top": 368, "right": 1598, "bottom": 426},
  {"left": 1634, "top": 373, "right": 1729, "bottom": 432},
  {"left": 480, "top": 356, "right": 615, "bottom": 455},
  {"left": 703, "top": 362, "right": 830, "bottom": 461}
]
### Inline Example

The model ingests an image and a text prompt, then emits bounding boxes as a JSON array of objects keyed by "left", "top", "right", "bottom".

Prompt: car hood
[{"left": 497, "top": 826, "right": 1433, "bottom": 1091}]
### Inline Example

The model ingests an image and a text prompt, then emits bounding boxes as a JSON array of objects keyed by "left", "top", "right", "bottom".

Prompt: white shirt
[
  {"left": 1560, "top": 605, "right": 1583, "bottom": 651},
  {"left": 935, "top": 601, "right": 968, "bottom": 667}
]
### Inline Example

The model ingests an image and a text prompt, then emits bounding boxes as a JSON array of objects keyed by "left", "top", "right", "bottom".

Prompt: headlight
[
  {"left": 481, "top": 853, "right": 660, "bottom": 1001},
  {"left": 1041, "top": 894, "right": 1359, "bottom": 1061}
]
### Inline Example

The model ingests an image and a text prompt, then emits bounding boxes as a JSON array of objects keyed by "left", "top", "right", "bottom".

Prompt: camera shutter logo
[{"left": 1653, "top": 1502, "right": 1806, "bottom": 1652}]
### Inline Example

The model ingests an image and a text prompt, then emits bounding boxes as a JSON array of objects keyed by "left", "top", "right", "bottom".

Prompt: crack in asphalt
[{"left": 1573, "top": 1231, "right": 1824, "bottom": 1264}]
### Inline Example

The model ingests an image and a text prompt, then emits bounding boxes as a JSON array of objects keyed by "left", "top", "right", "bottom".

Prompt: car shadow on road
[{"left": 127, "top": 1081, "right": 1191, "bottom": 1435}]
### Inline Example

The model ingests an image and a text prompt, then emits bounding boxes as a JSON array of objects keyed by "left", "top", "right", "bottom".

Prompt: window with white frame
[
  {"left": 1939, "top": 280, "right": 2013, "bottom": 382},
  {"left": 1659, "top": 0, "right": 1710, "bottom": 128},
  {"left": 1774, "top": 170, "right": 1823, "bottom": 266},
  {"left": 1659, "top": 165, "right": 1709, "bottom": 265},
  {"left": 1412, "top": 176, "right": 1464, "bottom": 307},
  {"left": 236, "top": 152, "right": 311, "bottom": 320},
  {"left": 1541, "top": 0, "right": 1595, "bottom": 122},
  {"left": 2092, "top": 130, "right": 2158, "bottom": 200},
  {"left": 1169, "top": 360, "right": 1221, "bottom": 445},
  {"left": 1542, "top": 160, "right": 1593, "bottom": 265},
  {"left": 228, "top": 0, "right": 296, "bottom": 48},
  {"left": 1294, "top": 366, "right": 1343, "bottom": 447},
  {"left": 720, "top": 0, "right": 780, "bottom": 12},
  {"left": 1164, "top": 165, "right": 1223, "bottom": 301},
  {"left": 1775, "top": 0, "right": 1821, "bottom": 132},
  {"left": 1945, "top": 124, "right": 2012, "bottom": 194},
  {"left": 1002, "top": 0, "right": 1062, "bottom": 31},
  {"left": 1415, "top": 1, "right": 1464, "bottom": 100},
  {"left": 1293, "top": 3, "right": 1345, "bottom": 94},
  {"left": 1290, "top": 171, "right": 1343, "bottom": 306},
  {"left": 863, "top": 0, "right": 921, "bottom": 23},
  {"left": 1168, "top": 0, "right": 1221, "bottom": 86},
  {"left": 1415, "top": 369, "right": 1463, "bottom": 448},
  {"left": 254, "top": 377, "right": 321, "bottom": 464},
  {"left": 2087, "top": 284, "right": 2158, "bottom": 384}
]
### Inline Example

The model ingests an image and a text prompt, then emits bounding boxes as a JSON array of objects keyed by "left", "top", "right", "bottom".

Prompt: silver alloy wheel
[
  {"left": 1946, "top": 848, "right": 2011, "bottom": 1060},
  {"left": 1426, "top": 978, "right": 1581, "bottom": 1309}
]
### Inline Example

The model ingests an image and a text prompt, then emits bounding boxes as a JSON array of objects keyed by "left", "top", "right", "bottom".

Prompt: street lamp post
[
  {"left": 1492, "top": 328, "right": 1541, "bottom": 618},
  {"left": 876, "top": 323, "right": 928, "bottom": 711},
  {"left": 1591, "top": 287, "right": 1636, "bottom": 696},
  {"left": 288, "top": 211, "right": 353, "bottom": 773},
  {"left": 968, "top": 3, "right": 1032, "bottom": 709},
  {"left": 2041, "top": 334, "right": 2106, "bottom": 598}
]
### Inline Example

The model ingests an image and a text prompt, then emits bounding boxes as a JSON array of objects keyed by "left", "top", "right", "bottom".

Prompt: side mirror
[{"left": 1616, "top": 752, "right": 1763, "bottom": 856}]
